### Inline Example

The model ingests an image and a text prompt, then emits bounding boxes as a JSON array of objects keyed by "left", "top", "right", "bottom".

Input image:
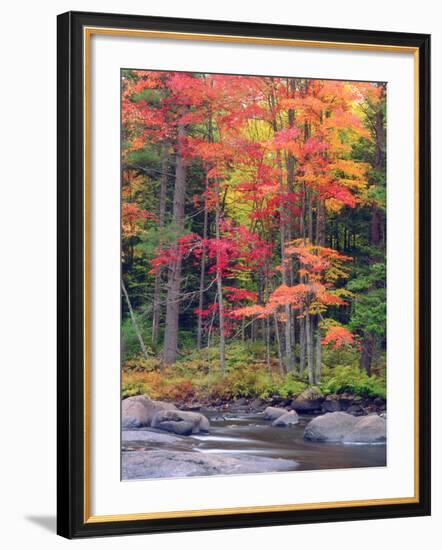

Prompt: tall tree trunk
[
  {"left": 307, "top": 189, "right": 313, "bottom": 243},
  {"left": 313, "top": 199, "right": 325, "bottom": 381},
  {"left": 286, "top": 78, "right": 297, "bottom": 244},
  {"left": 215, "top": 179, "right": 226, "bottom": 374},
  {"left": 121, "top": 279, "right": 149, "bottom": 360},
  {"left": 305, "top": 312, "right": 314, "bottom": 385},
  {"left": 286, "top": 84, "right": 297, "bottom": 369},
  {"left": 316, "top": 198, "right": 325, "bottom": 246},
  {"left": 360, "top": 331, "right": 374, "bottom": 375},
  {"left": 273, "top": 315, "right": 285, "bottom": 376},
  {"left": 360, "top": 95, "right": 385, "bottom": 373},
  {"left": 163, "top": 124, "right": 187, "bottom": 364},
  {"left": 371, "top": 206, "right": 381, "bottom": 246},
  {"left": 276, "top": 142, "right": 294, "bottom": 371},
  {"left": 371, "top": 105, "right": 385, "bottom": 247},
  {"left": 269, "top": 84, "right": 294, "bottom": 372},
  {"left": 299, "top": 179, "right": 307, "bottom": 374},
  {"left": 300, "top": 181, "right": 306, "bottom": 241},
  {"left": 152, "top": 149, "right": 168, "bottom": 348},
  {"left": 306, "top": 177, "right": 315, "bottom": 385},
  {"left": 297, "top": 115, "right": 313, "bottom": 375},
  {"left": 266, "top": 315, "right": 271, "bottom": 374},
  {"left": 196, "top": 182, "right": 208, "bottom": 349},
  {"left": 315, "top": 320, "right": 322, "bottom": 383},
  {"left": 299, "top": 316, "right": 306, "bottom": 375}
]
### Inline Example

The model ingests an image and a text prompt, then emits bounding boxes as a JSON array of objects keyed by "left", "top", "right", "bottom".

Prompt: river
[
  {"left": 122, "top": 408, "right": 386, "bottom": 479},
  {"left": 197, "top": 409, "right": 386, "bottom": 470}
]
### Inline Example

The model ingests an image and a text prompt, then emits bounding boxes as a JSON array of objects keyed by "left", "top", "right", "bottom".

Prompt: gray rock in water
[
  {"left": 264, "top": 406, "right": 287, "bottom": 421},
  {"left": 272, "top": 410, "right": 299, "bottom": 427},
  {"left": 122, "top": 395, "right": 177, "bottom": 428},
  {"left": 122, "top": 450, "right": 298, "bottom": 479},
  {"left": 156, "top": 420, "right": 194, "bottom": 436},
  {"left": 304, "top": 412, "right": 358, "bottom": 442},
  {"left": 343, "top": 415, "right": 386, "bottom": 443},
  {"left": 122, "top": 429, "right": 185, "bottom": 444},
  {"left": 151, "top": 409, "right": 210, "bottom": 434}
]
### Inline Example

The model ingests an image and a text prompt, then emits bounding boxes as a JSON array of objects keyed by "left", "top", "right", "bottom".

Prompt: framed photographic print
[{"left": 57, "top": 11, "right": 431, "bottom": 538}]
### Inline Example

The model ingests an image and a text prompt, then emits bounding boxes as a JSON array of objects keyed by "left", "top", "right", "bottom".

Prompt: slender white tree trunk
[{"left": 121, "top": 279, "right": 149, "bottom": 360}]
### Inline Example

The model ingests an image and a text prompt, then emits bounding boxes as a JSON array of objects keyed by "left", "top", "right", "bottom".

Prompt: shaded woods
[{"left": 121, "top": 71, "right": 386, "bottom": 405}]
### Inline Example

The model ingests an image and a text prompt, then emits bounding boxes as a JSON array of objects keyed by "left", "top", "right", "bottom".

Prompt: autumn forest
[{"left": 121, "top": 70, "right": 387, "bottom": 410}]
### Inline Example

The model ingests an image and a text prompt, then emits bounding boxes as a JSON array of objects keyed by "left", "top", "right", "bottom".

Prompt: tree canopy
[{"left": 121, "top": 70, "right": 386, "bottom": 396}]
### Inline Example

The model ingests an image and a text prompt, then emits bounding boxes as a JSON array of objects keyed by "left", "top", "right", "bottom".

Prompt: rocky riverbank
[
  {"left": 201, "top": 388, "right": 387, "bottom": 417},
  {"left": 122, "top": 395, "right": 386, "bottom": 479},
  {"left": 123, "top": 447, "right": 298, "bottom": 479}
]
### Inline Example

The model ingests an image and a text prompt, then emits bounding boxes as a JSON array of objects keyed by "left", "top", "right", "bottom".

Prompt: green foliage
[
  {"left": 123, "top": 356, "right": 162, "bottom": 372},
  {"left": 321, "top": 346, "right": 359, "bottom": 370},
  {"left": 225, "top": 341, "right": 260, "bottom": 369},
  {"left": 122, "top": 356, "right": 386, "bottom": 403},
  {"left": 122, "top": 339, "right": 386, "bottom": 403},
  {"left": 126, "top": 147, "right": 160, "bottom": 167},
  {"left": 122, "top": 380, "right": 149, "bottom": 399},
  {"left": 136, "top": 223, "right": 191, "bottom": 258},
  {"left": 131, "top": 88, "right": 162, "bottom": 106},
  {"left": 121, "top": 318, "right": 153, "bottom": 361},
  {"left": 171, "top": 357, "right": 211, "bottom": 377},
  {"left": 319, "top": 365, "right": 386, "bottom": 399},
  {"left": 221, "top": 366, "right": 274, "bottom": 399},
  {"left": 276, "top": 374, "right": 308, "bottom": 399},
  {"left": 348, "top": 262, "right": 386, "bottom": 338}
]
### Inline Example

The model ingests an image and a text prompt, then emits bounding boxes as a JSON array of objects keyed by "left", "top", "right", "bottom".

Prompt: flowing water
[{"left": 190, "top": 409, "right": 386, "bottom": 471}]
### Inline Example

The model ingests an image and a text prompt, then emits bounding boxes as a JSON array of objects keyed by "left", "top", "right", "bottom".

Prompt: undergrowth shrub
[
  {"left": 319, "top": 365, "right": 386, "bottom": 399},
  {"left": 121, "top": 340, "right": 386, "bottom": 403}
]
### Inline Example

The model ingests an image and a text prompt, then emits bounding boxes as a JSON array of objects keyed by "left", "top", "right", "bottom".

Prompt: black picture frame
[{"left": 57, "top": 10, "right": 431, "bottom": 539}]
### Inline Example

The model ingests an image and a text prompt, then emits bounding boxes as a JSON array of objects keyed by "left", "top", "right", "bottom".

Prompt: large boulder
[
  {"left": 343, "top": 415, "right": 386, "bottom": 443},
  {"left": 264, "top": 406, "right": 287, "bottom": 421},
  {"left": 122, "top": 450, "right": 298, "bottom": 479},
  {"left": 122, "top": 395, "right": 177, "bottom": 428},
  {"left": 304, "top": 412, "right": 358, "bottom": 442},
  {"left": 291, "top": 388, "right": 324, "bottom": 414},
  {"left": 151, "top": 409, "right": 210, "bottom": 435},
  {"left": 272, "top": 410, "right": 299, "bottom": 427}
]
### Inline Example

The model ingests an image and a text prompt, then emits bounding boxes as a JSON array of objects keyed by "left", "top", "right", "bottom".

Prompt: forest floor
[{"left": 122, "top": 343, "right": 386, "bottom": 407}]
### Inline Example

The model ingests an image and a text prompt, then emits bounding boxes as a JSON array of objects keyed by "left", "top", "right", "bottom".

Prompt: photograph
[{"left": 120, "top": 70, "right": 388, "bottom": 481}]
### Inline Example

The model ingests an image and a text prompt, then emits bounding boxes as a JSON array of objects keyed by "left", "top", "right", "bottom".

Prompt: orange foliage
[{"left": 322, "top": 325, "right": 356, "bottom": 349}]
